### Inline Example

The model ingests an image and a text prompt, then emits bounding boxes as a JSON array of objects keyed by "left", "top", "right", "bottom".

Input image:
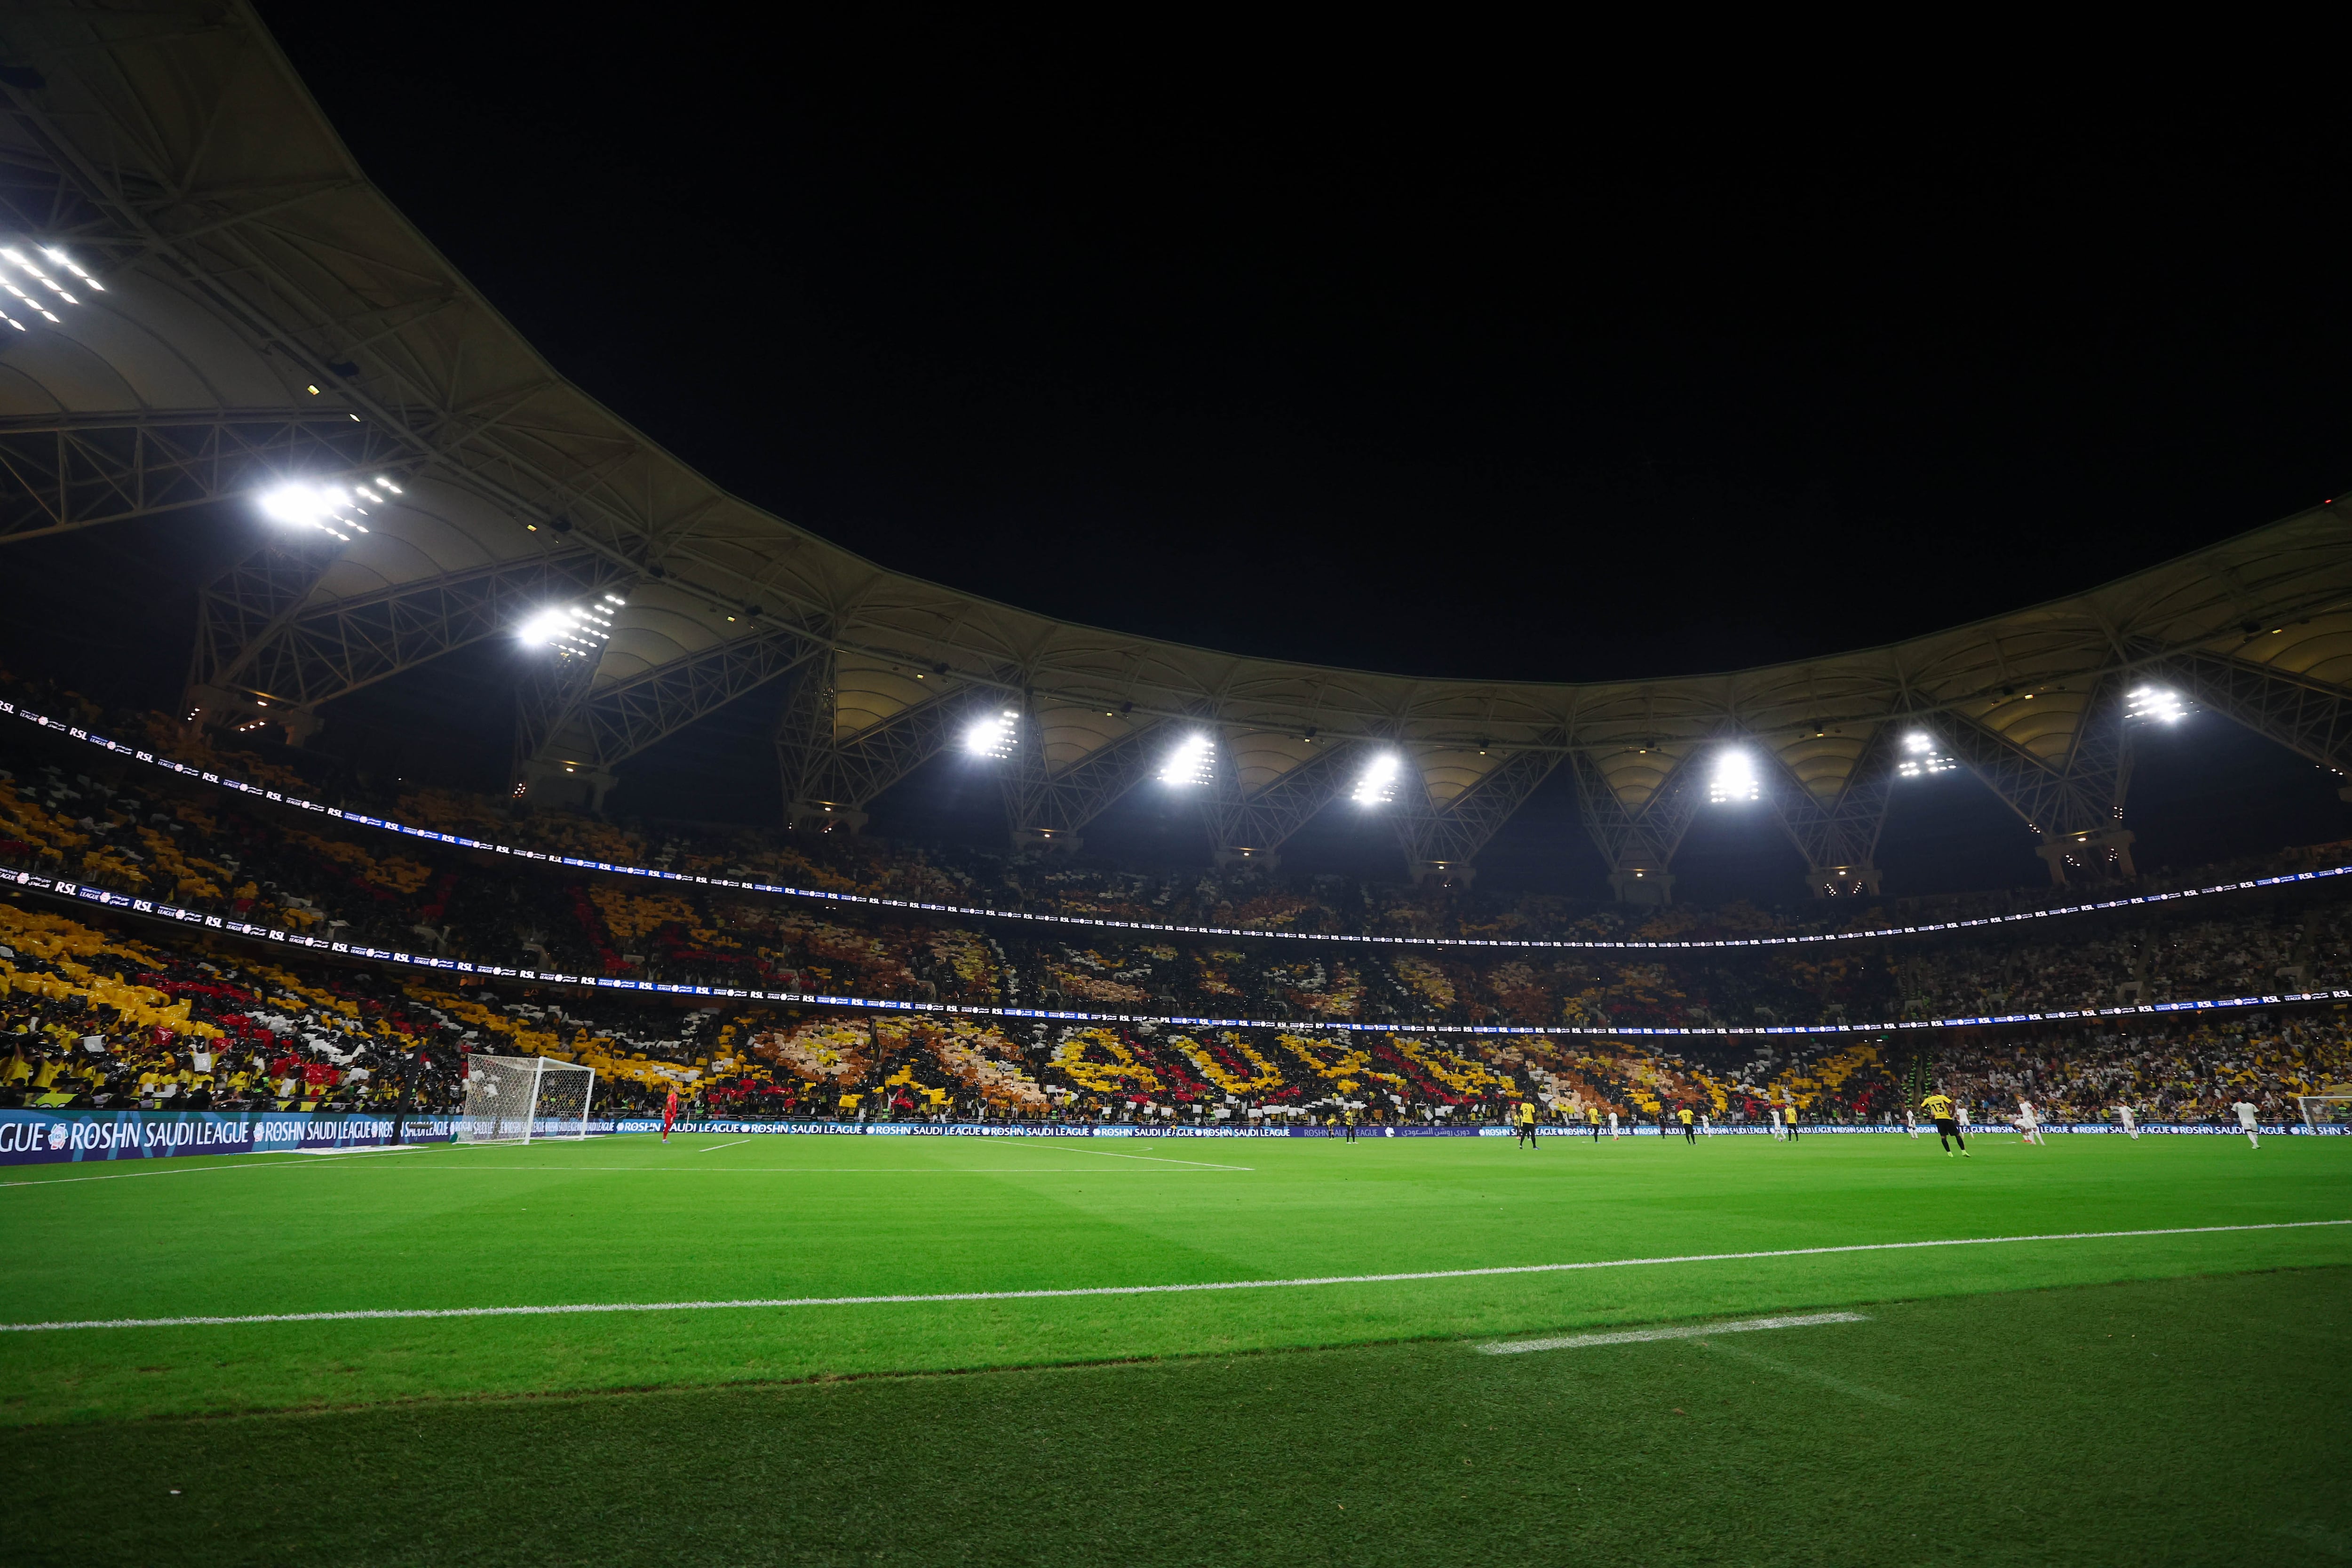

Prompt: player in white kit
[
  {"left": 2016, "top": 1098, "right": 2044, "bottom": 1146},
  {"left": 1903, "top": 1107, "right": 1919, "bottom": 1140},
  {"left": 2116, "top": 1105, "right": 2138, "bottom": 1140},
  {"left": 2233, "top": 1100, "right": 2260, "bottom": 1148}
]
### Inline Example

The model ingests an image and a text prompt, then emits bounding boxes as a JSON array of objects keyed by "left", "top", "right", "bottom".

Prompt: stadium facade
[{"left": 0, "top": 3, "right": 2347, "bottom": 907}]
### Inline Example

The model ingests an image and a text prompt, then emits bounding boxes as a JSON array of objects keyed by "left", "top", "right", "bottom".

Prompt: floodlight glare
[
  {"left": 0, "top": 242, "right": 99, "bottom": 332},
  {"left": 257, "top": 480, "right": 372, "bottom": 541},
  {"left": 1351, "top": 752, "right": 1401, "bottom": 806},
  {"left": 1708, "top": 748, "right": 1759, "bottom": 804},
  {"left": 519, "top": 598, "right": 621, "bottom": 658},
  {"left": 1897, "top": 730, "right": 1958, "bottom": 778},
  {"left": 965, "top": 710, "right": 1019, "bottom": 759},
  {"left": 1159, "top": 732, "right": 1214, "bottom": 787},
  {"left": 2125, "top": 685, "right": 2188, "bottom": 724}
]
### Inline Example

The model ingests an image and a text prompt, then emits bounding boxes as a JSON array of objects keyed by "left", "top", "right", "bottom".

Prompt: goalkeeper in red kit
[{"left": 663, "top": 1087, "right": 679, "bottom": 1145}]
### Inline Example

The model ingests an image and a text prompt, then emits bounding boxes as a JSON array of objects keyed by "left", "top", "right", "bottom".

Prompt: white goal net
[
  {"left": 460, "top": 1054, "right": 597, "bottom": 1145},
  {"left": 2295, "top": 1094, "right": 2352, "bottom": 1133}
]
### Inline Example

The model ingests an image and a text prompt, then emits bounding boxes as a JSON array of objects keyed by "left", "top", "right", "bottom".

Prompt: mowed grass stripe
[{"left": 8, "top": 1218, "right": 2344, "bottom": 1334}]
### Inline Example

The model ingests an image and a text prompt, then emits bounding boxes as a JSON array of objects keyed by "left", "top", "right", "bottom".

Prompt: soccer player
[
  {"left": 1783, "top": 1103, "right": 1800, "bottom": 1143},
  {"left": 2117, "top": 1104, "right": 2139, "bottom": 1141},
  {"left": 1678, "top": 1105, "right": 1696, "bottom": 1144},
  {"left": 1587, "top": 1105, "right": 1602, "bottom": 1142},
  {"left": 1903, "top": 1107, "right": 1919, "bottom": 1140},
  {"left": 2016, "top": 1098, "right": 2044, "bottom": 1147},
  {"left": 1607, "top": 1109, "right": 1621, "bottom": 1142},
  {"left": 1515, "top": 1098, "right": 1538, "bottom": 1148},
  {"left": 662, "top": 1086, "right": 679, "bottom": 1145},
  {"left": 1920, "top": 1089, "right": 1969, "bottom": 1157},
  {"left": 2233, "top": 1099, "right": 2260, "bottom": 1148}
]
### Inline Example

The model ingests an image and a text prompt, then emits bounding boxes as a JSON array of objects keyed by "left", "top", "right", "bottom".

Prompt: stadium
[{"left": 0, "top": 8, "right": 2347, "bottom": 1565}]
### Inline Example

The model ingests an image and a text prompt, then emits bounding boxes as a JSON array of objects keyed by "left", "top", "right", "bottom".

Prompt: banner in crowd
[{"left": 10, "top": 864, "right": 2351, "bottom": 1044}]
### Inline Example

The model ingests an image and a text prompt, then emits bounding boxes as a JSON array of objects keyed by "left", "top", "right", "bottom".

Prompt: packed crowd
[
  {"left": 6, "top": 892, "right": 2347, "bottom": 1130},
  {"left": 2, "top": 672, "right": 2348, "bottom": 1130},
  {"left": 3, "top": 706, "right": 2346, "bottom": 1043}
]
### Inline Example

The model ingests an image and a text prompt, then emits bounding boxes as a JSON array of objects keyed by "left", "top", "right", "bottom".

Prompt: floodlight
[
  {"left": 519, "top": 598, "right": 621, "bottom": 658},
  {"left": 1708, "top": 748, "right": 1759, "bottom": 804},
  {"left": 1896, "top": 730, "right": 1957, "bottom": 778},
  {"left": 0, "top": 242, "right": 99, "bottom": 332},
  {"left": 2125, "top": 685, "right": 2187, "bottom": 724},
  {"left": 965, "top": 710, "right": 1019, "bottom": 759},
  {"left": 1351, "top": 752, "right": 1401, "bottom": 806},
  {"left": 257, "top": 480, "right": 371, "bottom": 541},
  {"left": 1159, "top": 732, "right": 1214, "bottom": 787}
]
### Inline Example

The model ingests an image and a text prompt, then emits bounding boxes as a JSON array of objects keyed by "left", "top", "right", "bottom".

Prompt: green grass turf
[
  {"left": 1, "top": 1130, "right": 2346, "bottom": 1427},
  {"left": 3, "top": 1268, "right": 2346, "bottom": 1565}
]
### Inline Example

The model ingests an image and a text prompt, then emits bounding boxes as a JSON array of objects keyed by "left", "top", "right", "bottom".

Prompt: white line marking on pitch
[
  {"left": 693, "top": 1140, "right": 754, "bottom": 1153},
  {"left": 1692, "top": 1337, "right": 1907, "bottom": 1407},
  {"left": 1060, "top": 1147, "right": 1255, "bottom": 1171},
  {"left": 1479, "top": 1311, "right": 1868, "bottom": 1354},
  {"left": 4, "top": 1218, "right": 2343, "bottom": 1334}
]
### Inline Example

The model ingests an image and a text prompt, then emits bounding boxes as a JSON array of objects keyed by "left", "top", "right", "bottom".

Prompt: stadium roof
[{"left": 0, "top": 2, "right": 2346, "bottom": 884}]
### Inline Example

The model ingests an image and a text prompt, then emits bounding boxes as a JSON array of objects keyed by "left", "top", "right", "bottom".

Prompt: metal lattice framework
[
  {"left": 1205, "top": 738, "right": 1366, "bottom": 867},
  {"left": 1392, "top": 744, "right": 1565, "bottom": 879},
  {"left": 0, "top": 4, "right": 2346, "bottom": 892},
  {"left": 519, "top": 628, "right": 822, "bottom": 789},
  {"left": 0, "top": 411, "right": 410, "bottom": 543},
  {"left": 999, "top": 707, "right": 1171, "bottom": 849},
  {"left": 1764, "top": 724, "right": 1902, "bottom": 895},
  {"left": 2154, "top": 650, "right": 2352, "bottom": 777},
  {"left": 191, "top": 546, "right": 627, "bottom": 724}
]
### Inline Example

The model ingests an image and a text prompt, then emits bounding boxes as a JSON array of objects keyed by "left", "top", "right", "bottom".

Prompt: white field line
[
  {"left": 296, "top": 1145, "right": 429, "bottom": 1156},
  {"left": 6, "top": 1218, "right": 2345, "bottom": 1335},
  {"left": 692, "top": 1139, "right": 754, "bottom": 1154},
  {"left": 1479, "top": 1310, "right": 1868, "bottom": 1354},
  {"left": 1061, "top": 1147, "right": 1255, "bottom": 1171}
]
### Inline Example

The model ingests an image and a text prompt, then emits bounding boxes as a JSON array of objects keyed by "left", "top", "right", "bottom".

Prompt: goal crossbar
[{"left": 460, "top": 1054, "right": 597, "bottom": 1145}]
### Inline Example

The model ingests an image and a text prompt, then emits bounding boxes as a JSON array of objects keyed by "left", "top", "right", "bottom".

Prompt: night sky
[{"left": 7, "top": 16, "right": 2347, "bottom": 889}]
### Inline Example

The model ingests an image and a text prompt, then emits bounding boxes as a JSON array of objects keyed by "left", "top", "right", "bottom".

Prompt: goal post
[
  {"left": 2294, "top": 1095, "right": 2352, "bottom": 1134},
  {"left": 459, "top": 1054, "right": 597, "bottom": 1145}
]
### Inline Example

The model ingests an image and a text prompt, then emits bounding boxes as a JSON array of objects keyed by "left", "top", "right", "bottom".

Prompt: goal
[
  {"left": 2294, "top": 1094, "right": 2352, "bottom": 1134},
  {"left": 460, "top": 1053, "right": 597, "bottom": 1145}
]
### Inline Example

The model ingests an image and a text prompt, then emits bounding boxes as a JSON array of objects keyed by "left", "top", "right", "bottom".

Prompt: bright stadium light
[
  {"left": 0, "top": 242, "right": 101, "bottom": 331},
  {"left": 258, "top": 481, "right": 370, "bottom": 541},
  {"left": 519, "top": 592, "right": 627, "bottom": 658},
  {"left": 965, "top": 709, "right": 1019, "bottom": 759},
  {"left": 1352, "top": 752, "right": 1401, "bottom": 806},
  {"left": 1897, "top": 730, "right": 1957, "bottom": 778},
  {"left": 2125, "top": 685, "right": 2188, "bottom": 723},
  {"left": 1159, "top": 732, "right": 1214, "bottom": 787},
  {"left": 1708, "top": 747, "right": 1760, "bottom": 804}
]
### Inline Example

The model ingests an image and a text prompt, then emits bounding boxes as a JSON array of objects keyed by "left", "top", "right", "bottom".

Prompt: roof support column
[
  {"left": 1927, "top": 674, "right": 2136, "bottom": 885},
  {"left": 1766, "top": 726, "right": 1897, "bottom": 898},
  {"left": 1571, "top": 749, "right": 1701, "bottom": 904},
  {"left": 1391, "top": 745, "right": 1563, "bottom": 885}
]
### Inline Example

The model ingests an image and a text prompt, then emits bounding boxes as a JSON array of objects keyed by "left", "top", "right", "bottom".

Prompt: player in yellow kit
[
  {"left": 1515, "top": 1098, "right": 1539, "bottom": 1149},
  {"left": 1921, "top": 1090, "right": 1970, "bottom": 1156}
]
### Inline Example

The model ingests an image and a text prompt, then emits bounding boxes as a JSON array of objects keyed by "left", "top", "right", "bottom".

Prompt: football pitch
[{"left": 3, "top": 1130, "right": 2348, "bottom": 1565}]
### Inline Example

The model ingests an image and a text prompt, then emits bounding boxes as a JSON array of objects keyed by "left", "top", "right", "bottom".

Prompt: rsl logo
[{"left": 47, "top": 1122, "right": 67, "bottom": 1150}]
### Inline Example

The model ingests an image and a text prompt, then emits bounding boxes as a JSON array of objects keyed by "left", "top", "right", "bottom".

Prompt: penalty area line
[{"left": 4, "top": 1218, "right": 2346, "bottom": 1335}]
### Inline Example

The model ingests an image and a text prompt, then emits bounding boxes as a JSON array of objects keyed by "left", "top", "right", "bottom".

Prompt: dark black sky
[{"left": 254, "top": 11, "right": 2347, "bottom": 682}]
